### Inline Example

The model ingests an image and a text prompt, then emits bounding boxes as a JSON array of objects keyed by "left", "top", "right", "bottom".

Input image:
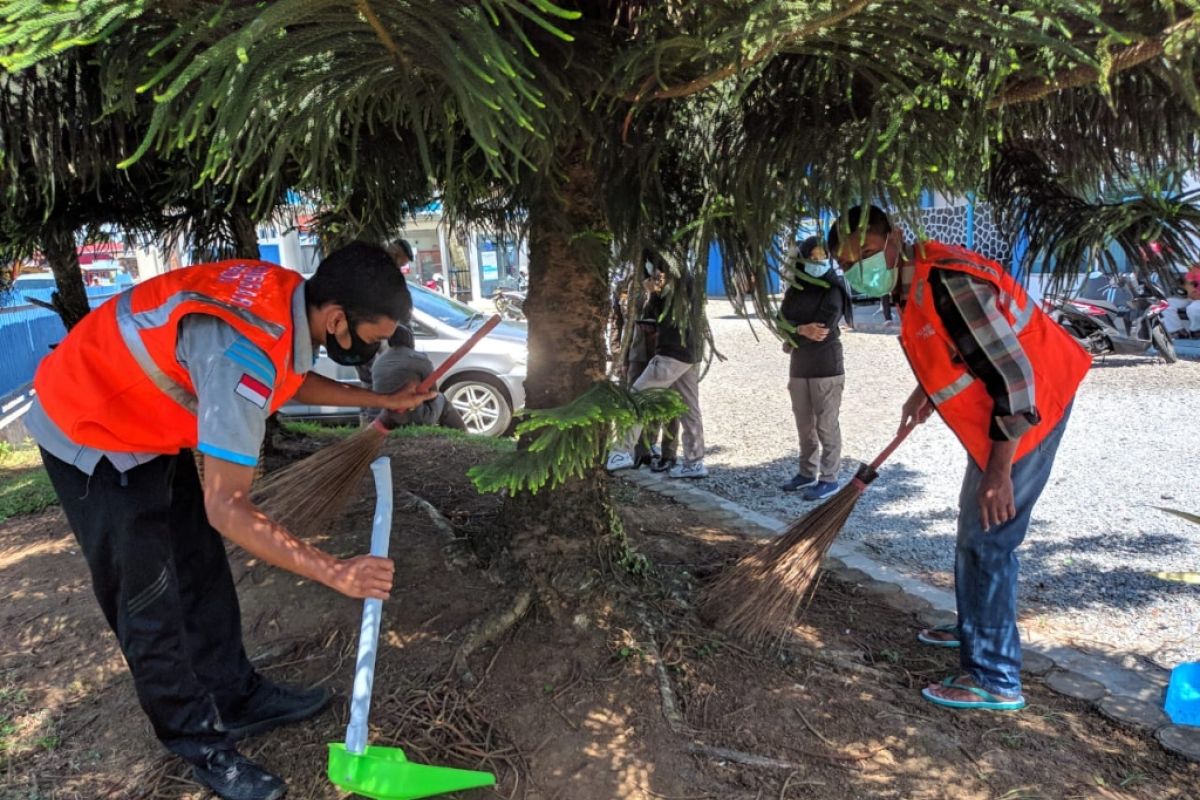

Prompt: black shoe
[
  {"left": 191, "top": 748, "right": 286, "bottom": 800},
  {"left": 779, "top": 473, "right": 818, "bottom": 492},
  {"left": 221, "top": 680, "right": 331, "bottom": 740},
  {"left": 651, "top": 457, "right": 677, "bottom": 473}
]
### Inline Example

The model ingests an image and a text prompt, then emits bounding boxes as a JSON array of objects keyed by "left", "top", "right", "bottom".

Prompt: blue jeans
[{"left": 955, "top": 404, "right": 1072, "bottom": 696}]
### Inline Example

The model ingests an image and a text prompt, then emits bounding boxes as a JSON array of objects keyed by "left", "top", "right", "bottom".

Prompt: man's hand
[
  {"left": 328, "top": 555, "right": 395, "bottom": 600},
  {"left": 798, "top": 322, "right": 829, "bottom": 341},
  {"left": 978, "top": 438, "right": 1019, "bottom": 531},
  {"left": 977, "top": 470, "right": 1016, "bottom": 531},
  {"left": 899, "top": 385, "right": 934, "bottom": 433},
  {"left": 381, "top": 381, "right": 438, "bottom": 413}
]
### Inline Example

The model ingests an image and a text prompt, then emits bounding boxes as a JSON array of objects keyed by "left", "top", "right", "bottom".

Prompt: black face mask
[{"left": 325, "top": 314, "right": 381, "bottom": 366}]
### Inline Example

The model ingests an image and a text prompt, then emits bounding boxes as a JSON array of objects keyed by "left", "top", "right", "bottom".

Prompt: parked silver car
[{"left": 281, "top": 283, "right": 527, "bottom": 436}]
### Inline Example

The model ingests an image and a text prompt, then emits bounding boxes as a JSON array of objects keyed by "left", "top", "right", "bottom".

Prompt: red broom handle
[
  {"left": 868, "top": 420, "right": 918, "bottom": 472},
  {"left": 369, "top": 314, "right": 503, "bottom": 434},
  {"left": 416, "top": 314, "right": 502, "bottom": 392}
]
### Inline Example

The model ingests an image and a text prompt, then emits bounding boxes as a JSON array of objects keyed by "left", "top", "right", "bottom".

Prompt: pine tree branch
[
  {"left": 625, "top": 0, "right": 876, "bottom": 103},
  {"left": 356, "top": 0, "right": 411, "bottom": 68},
  {"left": 989, "top": 15, "right": 1197, "bottom": 110}
]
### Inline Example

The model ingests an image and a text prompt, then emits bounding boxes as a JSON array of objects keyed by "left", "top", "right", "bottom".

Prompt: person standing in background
[{"left": 778, "top": 236, "right": 850, "bottom": 500}]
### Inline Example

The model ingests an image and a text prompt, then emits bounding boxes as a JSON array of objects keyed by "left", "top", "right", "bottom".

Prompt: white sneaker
[
  {"left": 668, "top": 460, "right": 708, "bottom": 479},
  {"left": 606, "top": 452, "right": 637, "bottom": 472}
]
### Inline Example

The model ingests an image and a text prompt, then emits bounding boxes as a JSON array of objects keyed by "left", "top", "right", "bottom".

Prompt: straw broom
[
  {"left": 254, "top": 315, "right": 502, "bottom": 537},
  {"left": 703, "top": 422, "right": 917, "bottom": 647}
]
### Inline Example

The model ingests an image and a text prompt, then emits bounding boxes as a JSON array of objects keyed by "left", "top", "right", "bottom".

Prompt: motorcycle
[
  {"left": 492, "top": 275, "right": 525, "bottom": 321},
  {"left": 1042, "top": 273, "right": 1177, "bottom": 364},
  {"left": 492, "top": 287, "right": 526, "bottom": 321}
]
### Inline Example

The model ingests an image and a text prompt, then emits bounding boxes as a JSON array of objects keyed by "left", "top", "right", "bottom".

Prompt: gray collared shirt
[{"left": 27, "top": 284, "right": 312, "bottom": 474}]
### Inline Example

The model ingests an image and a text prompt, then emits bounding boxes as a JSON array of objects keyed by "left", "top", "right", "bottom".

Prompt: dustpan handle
[{"left": 345, "top": 457, "right": 393, "bottom": 755}]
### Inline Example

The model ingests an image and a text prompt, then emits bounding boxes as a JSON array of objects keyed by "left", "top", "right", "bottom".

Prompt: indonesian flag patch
[{"left": 235, "top": 374, "right": 271, "bottom": 409}]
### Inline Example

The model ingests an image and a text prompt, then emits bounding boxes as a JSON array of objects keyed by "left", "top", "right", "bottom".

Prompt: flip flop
[
  {"left": 917, "top": 624, "right": 960, "bottom": 648},
  {"left": 921, "top": 676, "right": 1026, "bottom": 711}
]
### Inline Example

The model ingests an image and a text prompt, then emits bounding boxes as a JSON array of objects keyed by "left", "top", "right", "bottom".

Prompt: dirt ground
[{"left": 1, "top": 433, "right": 1197, "bottom": 800}]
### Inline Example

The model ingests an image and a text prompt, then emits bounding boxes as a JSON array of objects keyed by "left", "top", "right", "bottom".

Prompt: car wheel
[{"left": 444, "top": 376, "right": 513, "bottom": 437}]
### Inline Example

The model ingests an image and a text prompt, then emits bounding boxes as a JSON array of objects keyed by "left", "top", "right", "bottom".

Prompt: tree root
[
  {"left": 398, "top": 489, "right": 473, "bottom": 570},
  {"left": 451, "top": 586, "right": 534, "bottom": 684},
  {"left": 643, "top": 633, "right": 688, "bottom": 734}
]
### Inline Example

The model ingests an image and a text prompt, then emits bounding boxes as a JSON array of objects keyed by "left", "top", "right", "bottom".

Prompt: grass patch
[
  {"left": 280, "top": 420, "right": 516, "bottom": 453},
  {"left": 0, "top": 440, "right": 57, "bottom": 522},
  {"left": 279, "top": 420, "right": 357, "bottom": 439}
]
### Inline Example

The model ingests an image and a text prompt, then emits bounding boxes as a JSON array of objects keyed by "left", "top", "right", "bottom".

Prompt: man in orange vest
[
  {"left": 25, "top": 242, "right": 435, "bottom": 800},
  {"left": 831, "top": 206, "right": 1090, "bottom": 712}
]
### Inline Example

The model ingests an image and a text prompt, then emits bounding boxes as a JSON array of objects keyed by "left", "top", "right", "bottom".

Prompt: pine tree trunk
[
  {"left": 229, "top": 200, "right": 261, "bottom": 260},
  {"left": 495, "top": 142, "right": 621, "bottom": 596},
  {"left": 42, "top": 225, "right": 90, "bottom": 330}
]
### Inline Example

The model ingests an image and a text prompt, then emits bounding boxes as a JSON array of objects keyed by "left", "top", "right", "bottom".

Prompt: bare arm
[
  {"left": 202, "top": 456, "right": 394, "bottom": 599},
  {"left": 292, "top": 371, "right": 435, "bottom": 411},
  {"left": 978, "top": 437, "right": 1019, "bottom": 531}
]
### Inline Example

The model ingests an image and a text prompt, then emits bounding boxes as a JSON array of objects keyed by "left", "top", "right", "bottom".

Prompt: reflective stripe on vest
[
  {"left": 115, "top": 289, "right": 288, "bottom": 413},
  {"left": 929, "top": 372, "right": 974, "bottom": 405}
]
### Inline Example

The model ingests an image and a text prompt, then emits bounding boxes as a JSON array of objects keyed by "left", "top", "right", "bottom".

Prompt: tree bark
[
  {"left": 41, "top": 225, "right": 90, "bottom": 330},
  {"left": 229, "top": 199, "right": 261, "bottom": 260},
  {"left": 493, "top": 140, "right": 620, "bottom": 599}
]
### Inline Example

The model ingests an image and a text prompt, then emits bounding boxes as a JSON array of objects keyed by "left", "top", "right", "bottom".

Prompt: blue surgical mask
[
  {"left": 803, "top": 261, "right": 828, "bottom": 278},
  {"left": 845, "top": 250, "right": 897, "bottom": 297}
]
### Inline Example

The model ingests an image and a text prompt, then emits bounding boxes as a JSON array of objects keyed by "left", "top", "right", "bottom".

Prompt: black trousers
[{"left": 40, "top": 449, "right": 259, "bottom": 763}]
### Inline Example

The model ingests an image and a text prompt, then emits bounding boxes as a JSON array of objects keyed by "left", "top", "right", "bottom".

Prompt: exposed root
[
  {"left": 451, "top": 587, "right": 534, "bottom": 684},
  {"left": 641, "top": 620, "right": 688, "bottom": 734},
  {"left": 397, "top": 489, "right": 474, "bottom": 570},
  {"left": 685, "top": 742, "right": 802, "bottom": 770},
  {"left": 372, "top": 678, "right": 528, "bottom": 799}
]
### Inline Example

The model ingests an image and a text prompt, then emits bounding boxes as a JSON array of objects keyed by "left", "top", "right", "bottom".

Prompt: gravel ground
[{"left": 694, "top": 299, "right": 1200, "bottom": 666}]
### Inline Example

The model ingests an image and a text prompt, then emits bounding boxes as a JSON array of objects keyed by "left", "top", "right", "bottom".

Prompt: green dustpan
[
  {"left": 328, "top": 458, "right": 496, "bottom": 799},
  {"left": 328, "top": 744, "right": 495, "bottom": 800}
]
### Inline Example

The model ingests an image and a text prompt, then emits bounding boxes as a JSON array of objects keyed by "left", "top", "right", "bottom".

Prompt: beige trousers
[
  {"left": 620, "top": 356, "right": 704, "bottom": 463},
  {"left": 788, "top": 375, "right": 845, "bottom": 482}
]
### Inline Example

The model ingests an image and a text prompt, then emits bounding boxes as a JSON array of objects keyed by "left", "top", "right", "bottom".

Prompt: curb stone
[
  {"left": 1098, "top": 694, "right": 1170, "bottom": 732},
  {"left": 1045, "top": 669, "right": 1109, "bottom": 702},
  {"left": 1022, "top": 651, "right": 1055, "bottom": 677},
  {"left": 617, "top": 471, "right": 1198, "bottom": 763},
  {"left": 860, "top": 579, "right": 902, "bottom": 597},
  {"left": 883, "top": 591, "right": 933, "bottom": 614},
  {"left": 1156, "top": 725, "right": 1200, "bottom": 761}
]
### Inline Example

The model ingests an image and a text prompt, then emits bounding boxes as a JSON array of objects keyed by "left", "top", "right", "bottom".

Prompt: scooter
[
  {"left": 1042, "top": 273, "right": 1177, "bottom": 364},
  {"left": 492, "top": 288, "right": 526, "bottom": 321}
]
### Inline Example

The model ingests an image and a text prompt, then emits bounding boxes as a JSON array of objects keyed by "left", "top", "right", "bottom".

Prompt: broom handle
[
  {"left": 344, "top": 457, "right": 393, "bottom": 755},
  {"left": 867, "top": 421, "right": 918, "bottom": 472},
  {"left": 417, "top": 314, "right": 502, "bottom": 392},
  {"left": 368, "top": 314, "right": 503, "bottom": 433}
]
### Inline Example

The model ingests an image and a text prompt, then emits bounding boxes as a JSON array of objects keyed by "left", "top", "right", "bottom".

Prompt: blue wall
[
  {"left": 705, "top": 241, "right": 783, "bottom": 297},
  {"left": 0, "top": 286, "right": 121, "bottom": 399}
]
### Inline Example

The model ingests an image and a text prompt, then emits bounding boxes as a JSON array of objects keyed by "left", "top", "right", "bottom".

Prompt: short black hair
[
  {"left": 306, "top": 241, "right": 412, "bottom": 323},
  {"left": 388, "top": 323, "right": 416, "bottom": 349},
  {"left": 798, "top": 235, "right": 824, "bottom": 261},
  {"left": 827, "top": 205, "right": 892, "bottom": 252},
  {"left": 389, "top": 238, "right": 414, "bottom": 261}
]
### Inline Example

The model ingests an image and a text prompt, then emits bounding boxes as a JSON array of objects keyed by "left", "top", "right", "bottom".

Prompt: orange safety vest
[
  {"left": 899, "top": 242, "right": 1091, "bottom": 469},
  {"left": 35, "top": 261, "right": 308, "bottom": 454}
]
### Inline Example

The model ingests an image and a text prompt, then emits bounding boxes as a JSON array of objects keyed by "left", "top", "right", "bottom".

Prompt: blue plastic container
[{"left": 1164, "top": 662, "right": 1200, "bottom": 727}]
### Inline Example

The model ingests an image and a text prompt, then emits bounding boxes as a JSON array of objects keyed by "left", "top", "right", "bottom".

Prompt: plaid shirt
[{"left": 924, "top": 268, "right": 1041, "bottom": 441}]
